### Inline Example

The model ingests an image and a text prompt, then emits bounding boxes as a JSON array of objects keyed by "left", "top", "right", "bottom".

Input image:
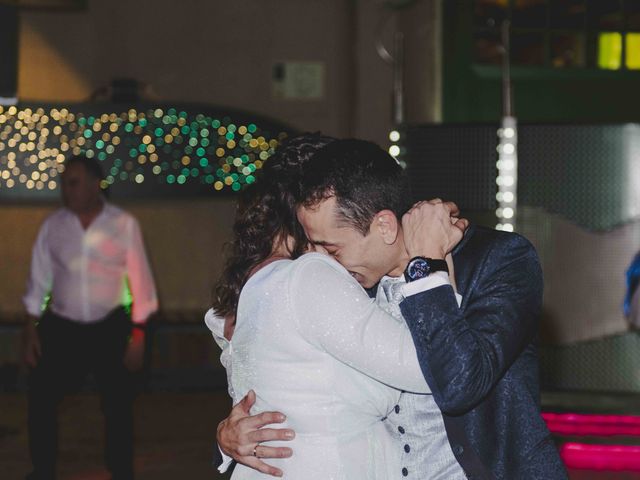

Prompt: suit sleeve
[{"left": 399, "top": 234, "right": 542, "bottom": 414}]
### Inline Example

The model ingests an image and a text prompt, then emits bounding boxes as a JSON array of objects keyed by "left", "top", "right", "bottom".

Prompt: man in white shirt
[{"left": 22, "top": 155, "right": 158, "bottom": 480}]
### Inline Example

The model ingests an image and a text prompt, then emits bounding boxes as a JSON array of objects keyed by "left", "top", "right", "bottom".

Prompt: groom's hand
[
  {"left": 402, "top": 199, "right": 469, "bottom": 259},
  {"left": 217, "top": 390, "right": 295, "bottom": 477}
]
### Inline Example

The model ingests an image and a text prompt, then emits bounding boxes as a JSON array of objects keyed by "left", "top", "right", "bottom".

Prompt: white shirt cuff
[
  {"left": 217, "top": 446, "right": 234, "bottom": 473},
  {"left": 401, "top": 272, "right": 462, "bottom": 307}
]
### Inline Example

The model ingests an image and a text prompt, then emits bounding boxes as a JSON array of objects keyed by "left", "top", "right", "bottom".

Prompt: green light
[
  {"left": 168, "top": 108, "right": 177, "bottom": 116},
  {"left": 232, "top": 183, "right": 241, "bottom": 191},
  {"left": 110, "top": 167, "right": 118, "bottom": 176},
  {"left": 248, "top": 124, "right": 257, "bottom": 133},
  {"left": 196, "top": 147, "right": 205, "bottom": 156},
  {"left": 225, "top": 132, "right": 234, "bottom": 141},
  {"left": 87, "top": 116, "right": 95, "bottom": 126},
  {"left": 121, "top": 279, "right": 133, "bottom": 315},
  {"left": 200, "top": 138, "right": 210, "bottom": 147},
  {"left": 167, "top": 174, "right": 176, "bottom": 184},
  {"left": 114, "top": 159, "right": 122, "bottom": 167},
  {"left": 138, "top": 144, "right": 147, "bottom": 153},
  {"left": 181, "top": 125, "right": 190, "bottom": 135},
  {"left": 199, "top": 158, "right": 208, "bottom": 167},
  {"left": 138, "top": 118, "right": 147, "bottom": 127},
  {"left": 246, "top": 175, "right": 255, "bottom": 184},
  {"left": 78, "top": 117, "right": 87, "bottom": 126},
  {"left": 83, "top": 129, "right": 92, "bottom": 138},
  {"left": 200, "top": 129, "right": 209, "bottom": 138},
  {"left": 98, "top": 152, "right": 107, "bottom": 161},
  {"left": 205, "top": 174, "right": 214, "bottom": 183},
  {"left": 189, "top": 138, "right": 198, "bottom": 147},
  {"left": 129, "top": 148, "right": 137, "bottom": 158},
  {"left": 120, "top": 171, "right": 128, "bottom": 180},
  {"left": 184, "top": 146, "right": 193, "bottom": 155},
  {"left": 177, "top": 175, "right": 186, "bottom": 184},
  {"left": 95, "top": 140, "right": 104, "bottom": 149},
  {"left": 155, "top": 127, "right": 164, "bottom": 137},
  {"left": 181, "top": 168, "right": 190, "bottom": 176},
  {"left": 179, "top": 111, "right": 188, "bottom": 119},
  {"left": 212, "top": 119, "right": 221, "bottom": 128},
  {"left": 125, "top": 123, "right": 134, "bottom": 132},
  {"left": 216, "top": 168, "right": 224, "bottom": 176},
  {"left": 190, "top": 168, "right": 199, "bottom": 177},
  {"left": 231, "top": 173, "right": 239, "bottom": 182}
]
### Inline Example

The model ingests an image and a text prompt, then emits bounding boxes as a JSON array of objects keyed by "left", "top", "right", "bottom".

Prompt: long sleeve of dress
[{"left": 289, "top": 253, "right": 430, "bottom": 394}]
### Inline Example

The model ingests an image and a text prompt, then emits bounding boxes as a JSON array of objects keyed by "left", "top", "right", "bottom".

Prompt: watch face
[{"left": 408, "top": 258, "right": 430, "bottom": 280}]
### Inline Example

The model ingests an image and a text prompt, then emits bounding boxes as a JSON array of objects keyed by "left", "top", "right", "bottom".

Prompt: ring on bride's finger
[{"left": 253, "top": 445, "right": 259, "bottom": 457}]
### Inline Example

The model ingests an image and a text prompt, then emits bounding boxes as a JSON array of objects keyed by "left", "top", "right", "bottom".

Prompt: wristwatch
[{"left": 404, "top": 257, "right": 449, "bottom": 283}]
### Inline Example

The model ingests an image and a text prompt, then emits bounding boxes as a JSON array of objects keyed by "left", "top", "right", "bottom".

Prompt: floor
[{"left": 1, "top": 391, "right": 639, "bottom": 479}]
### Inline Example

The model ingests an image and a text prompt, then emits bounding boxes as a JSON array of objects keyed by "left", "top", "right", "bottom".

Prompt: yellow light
[
  {"left": 598, "top": 32, "right": 622, "bottom": 70},
  {"left": 626, "top": 33, "right": 640, "bottom": 70},
  {"left": 214, "top": 181, "right": 224, "bottom": 191}
]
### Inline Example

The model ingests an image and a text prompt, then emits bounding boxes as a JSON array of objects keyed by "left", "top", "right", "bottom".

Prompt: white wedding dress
[{"left": 206, "top": 253, "right": 430, "bottom": 479}]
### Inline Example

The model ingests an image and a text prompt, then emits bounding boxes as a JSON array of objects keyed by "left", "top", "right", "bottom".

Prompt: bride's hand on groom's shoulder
[
  {"left": 217, "top": 390, "right": 296, "bottom": 477},
  {"left": 402, "top": 199, "right": 469, "bottom": 259}
]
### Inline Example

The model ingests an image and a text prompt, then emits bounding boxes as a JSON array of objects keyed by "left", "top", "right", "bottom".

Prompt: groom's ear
[{"left": 374, "top": 210, "right": 399, "bottom": 245}]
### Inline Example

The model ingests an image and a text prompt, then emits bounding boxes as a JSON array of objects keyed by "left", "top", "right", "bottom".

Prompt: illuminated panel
[
  {"left": 626, "top": 33, "right": 640, "bottom": 70},
  {"left": 543, "top": 412, "right": 640, "bottom": 437},
  {"left": 0, "top": 104, "right": 290, "bottom": 199},
  {"left": 560, "top": 443, "right": 640, "bottom": 471},
  {"left": 598, "top": 32, "right": 622, "bottom": 70}
]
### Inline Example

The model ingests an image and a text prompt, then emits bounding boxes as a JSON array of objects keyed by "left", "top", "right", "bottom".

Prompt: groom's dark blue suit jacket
[{"left": 398, "top": 225, "right": 567, "bottom": 480}]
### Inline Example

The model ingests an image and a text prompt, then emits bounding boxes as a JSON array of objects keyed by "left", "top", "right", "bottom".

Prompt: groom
[{"left": 215, "top": 136, "right": 567, "bottom": 479}]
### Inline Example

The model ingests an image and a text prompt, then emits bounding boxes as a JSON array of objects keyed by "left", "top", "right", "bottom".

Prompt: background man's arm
[
  {"left": 123, "top": 217, "right": 158, "bottom": 371},
  {"left": 22, "top": 221, "right": 52, "bottom": 367}
]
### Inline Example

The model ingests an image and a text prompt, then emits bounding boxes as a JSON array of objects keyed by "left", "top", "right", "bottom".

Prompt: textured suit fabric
[{"left": 400, "top": 225, "right": 567, "bottom": 480}]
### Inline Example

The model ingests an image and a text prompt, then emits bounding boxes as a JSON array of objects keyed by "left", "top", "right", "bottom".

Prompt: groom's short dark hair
[{"left": 298, "top": 139, "right": 410, "bottom": 235}]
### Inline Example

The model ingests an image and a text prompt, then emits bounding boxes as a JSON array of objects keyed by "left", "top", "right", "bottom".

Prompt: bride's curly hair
[{"left": 212, "top": 133, "right": 335, "bottom": 318}]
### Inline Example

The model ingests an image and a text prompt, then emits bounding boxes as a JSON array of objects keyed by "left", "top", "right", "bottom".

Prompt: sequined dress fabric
[{"left": 211, "top": 253, "right": 429, "bottom": 479}]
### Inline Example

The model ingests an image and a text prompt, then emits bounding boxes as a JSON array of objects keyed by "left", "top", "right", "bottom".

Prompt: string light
[{"left": 0, "top": 105, "right": 287, "bottom": 194}]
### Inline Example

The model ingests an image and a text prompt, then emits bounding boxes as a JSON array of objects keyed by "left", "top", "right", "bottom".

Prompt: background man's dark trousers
[{"left": 27, "top": 307, "right": 134, "bottom": 480}]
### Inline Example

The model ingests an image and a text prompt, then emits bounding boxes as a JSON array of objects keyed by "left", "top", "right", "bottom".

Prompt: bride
[{"left": 206, "top": 137, "right": 439, "bottom": 479}]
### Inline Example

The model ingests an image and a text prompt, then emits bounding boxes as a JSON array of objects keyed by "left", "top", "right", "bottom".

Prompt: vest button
[
  {"left": 398, "top": 426, "right": 405, "bottom": 434},
  {"left": 395, "top": 404, "right": 400, "bottom": 414},
  {"left": 404, "top": 444, "right": 411, "bottom": 453},
  {"left": 453, "top": 444, "right": 464, "bottom": 456},
  {"left": 402, "top": 467, "right": 408, "bottom": 476}
]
